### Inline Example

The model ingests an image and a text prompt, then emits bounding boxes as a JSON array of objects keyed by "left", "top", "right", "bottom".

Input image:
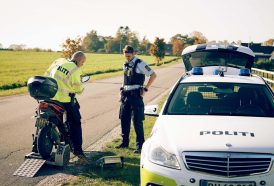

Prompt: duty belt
[{"left": 123, "top": 85, "right": 142, "bottom": 91}]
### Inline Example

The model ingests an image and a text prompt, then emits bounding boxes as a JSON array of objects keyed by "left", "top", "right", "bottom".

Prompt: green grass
[
  {"left": 64, "top": 96, "right": 167, "bottom": 186},
  {"left": 0, "top": 51, "right": 60, "bottom": 89},
  {"left": 0, "top": 51, "right": 179, "bottom": 96},
  {"left": 0, "top": 87, "right": 28, "bottom": 97}
]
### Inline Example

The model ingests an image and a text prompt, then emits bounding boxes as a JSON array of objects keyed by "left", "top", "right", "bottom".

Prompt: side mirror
[
  {"left": 81, "top": 76, "right": 90, "bottom": 83},
  {"left": 144, "top": 105, "right": 159, "bottom": 117}
]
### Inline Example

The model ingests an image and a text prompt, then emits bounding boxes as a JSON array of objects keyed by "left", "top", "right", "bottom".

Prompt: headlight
[{"left": 148, "top": 143, "right": 180, "bottom": 170}]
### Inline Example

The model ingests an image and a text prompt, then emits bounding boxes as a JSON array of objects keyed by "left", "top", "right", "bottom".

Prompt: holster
[
  {"left": 121, "top": 88, "right": 144, "bottom": 103},
  {"left": 120, "top": 90, "right": 127, "bottom": 103},
  {"left": 69, "top": 93, "right": 76, "bottom": 105}
]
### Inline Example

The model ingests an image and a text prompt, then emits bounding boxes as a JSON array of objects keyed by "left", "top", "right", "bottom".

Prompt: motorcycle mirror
[{"left": 81, "top": 76, "right": 90, "bottom": 83}]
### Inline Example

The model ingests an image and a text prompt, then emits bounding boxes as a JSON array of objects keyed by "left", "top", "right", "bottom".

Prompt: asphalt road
[{"left": 0, "top": 63, "right": 183, "bottom": 186}]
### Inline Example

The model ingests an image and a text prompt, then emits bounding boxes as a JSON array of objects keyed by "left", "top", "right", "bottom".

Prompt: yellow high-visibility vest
[{"left": 45, "top": 58, "right": 84, "bottom": 103}]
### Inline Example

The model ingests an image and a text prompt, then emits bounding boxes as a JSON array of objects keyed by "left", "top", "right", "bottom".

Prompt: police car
[{"left": 141, "top": 43, "right": 274, "bottom": 186}]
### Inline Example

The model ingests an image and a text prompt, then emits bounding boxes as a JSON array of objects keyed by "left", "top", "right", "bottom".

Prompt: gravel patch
[{"left": 36, "top": 173, "right": 75, "bottom": 186}]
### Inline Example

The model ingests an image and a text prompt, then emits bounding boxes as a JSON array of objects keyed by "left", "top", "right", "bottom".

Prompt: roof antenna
[
  {"left": 219, "top": 71, "right": 224, "bottom": 77},
  {"left": 218, "top": 66, "right": 227, "bottom": 77}
]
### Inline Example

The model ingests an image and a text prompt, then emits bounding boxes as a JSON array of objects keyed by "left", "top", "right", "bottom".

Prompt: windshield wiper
[{"left": 207, "top": 112, "right": 233, "bottom": 116}]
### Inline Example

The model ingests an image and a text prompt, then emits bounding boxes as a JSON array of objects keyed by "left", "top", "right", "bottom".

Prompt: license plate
[
  {"left": 200, "top": 180, "right": 256, "bottom": 186},
  {"left": 35, "top": 118, "right": 49, "bottom": 127}
]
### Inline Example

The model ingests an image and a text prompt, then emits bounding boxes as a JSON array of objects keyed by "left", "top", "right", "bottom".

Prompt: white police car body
[{"left": 141, "top": 43, "right": 274, "bottom": 186}]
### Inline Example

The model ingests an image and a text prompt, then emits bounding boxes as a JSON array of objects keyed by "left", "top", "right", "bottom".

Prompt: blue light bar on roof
[
  {"left": 213, "top": 69, "right": 219, "bottom": 75},
  {"left": 191, "top": 67, "right": 203, "bottom": 75},
  {"left": 239, "top": 68, "right": 251, "bottom": 76}
]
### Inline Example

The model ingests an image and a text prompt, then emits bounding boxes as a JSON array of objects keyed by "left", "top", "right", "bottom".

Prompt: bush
[
  {"left": 97, "top": 48, "right": 106, "bottom": 53},
  {"left": 254, "top": 60, "right": 273, "bottom": 71}
]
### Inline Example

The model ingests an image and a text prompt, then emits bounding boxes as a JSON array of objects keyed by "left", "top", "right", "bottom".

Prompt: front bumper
[
  {"left": 141, "top": 156, "right": 274, "bottom": 186},
  {"left": 141, "top": 167, "right": 177, "bottom": 186}
]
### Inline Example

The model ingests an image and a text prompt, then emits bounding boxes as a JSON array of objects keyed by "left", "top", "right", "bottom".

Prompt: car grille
[{"left": 183, "top": 152, "right": 272, "bottom": 177}]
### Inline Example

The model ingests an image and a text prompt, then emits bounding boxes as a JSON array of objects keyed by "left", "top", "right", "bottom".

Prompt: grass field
[{"left": 0, "top": 51, "right": 179, "bottom": 96}]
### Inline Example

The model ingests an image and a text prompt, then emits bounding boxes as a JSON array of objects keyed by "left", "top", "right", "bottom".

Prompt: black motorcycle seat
[{"left": 44, "top": 100, "right": 65, "bottom": 110}]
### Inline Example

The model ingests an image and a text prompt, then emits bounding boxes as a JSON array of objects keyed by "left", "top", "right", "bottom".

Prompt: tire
[{"left": 37, "top": 125, "right": 54, "bottom": 159}]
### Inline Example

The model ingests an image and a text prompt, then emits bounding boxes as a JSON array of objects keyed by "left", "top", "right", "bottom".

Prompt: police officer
[
  {"left": 116, "top": 45, "right": 157, "bottom": 153},
  {"left": 45, "top": 51, "right": 88, "bottom": 163}
]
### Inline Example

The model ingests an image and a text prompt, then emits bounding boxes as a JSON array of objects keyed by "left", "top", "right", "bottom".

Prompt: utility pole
[
  {"left": 120, "top": 40, "right": 122, "bottom": 54},
  {"left": 119, "top": 26, "right": 124, "bottom": 54}
]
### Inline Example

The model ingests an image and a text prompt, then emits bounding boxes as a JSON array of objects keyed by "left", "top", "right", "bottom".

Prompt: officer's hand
[
  {"left": 140, "top": 87, "right": 147, "bottom": 97},
  {"left": 119, "top": 87, "right": 124, "bottom": 101},
  {"left": 140, "top": 90, "right": 144, "bottom": 97}
]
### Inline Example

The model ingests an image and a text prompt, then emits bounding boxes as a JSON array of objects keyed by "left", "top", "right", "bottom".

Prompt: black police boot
[
  {"left": 133, "top": 147, "right": 142, "bottom": 154},
  {"left": 115, "top": 143, "right": 129, "bottom": 149},
  {"left": 74, "top": 151, "right": 89, "bottom": 165},
  {"left": 134, "top": 142, "right": 143, "bottom": 154},
  {"left": 133, "top": 144, "right": 143, "bottom": 154}
]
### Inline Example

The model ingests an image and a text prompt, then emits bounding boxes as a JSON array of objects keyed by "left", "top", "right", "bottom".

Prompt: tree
[
  {"left": 0, "top": 43, "right": 2, "bottom": 49},
  {"left": 170, "top": 34, "right": 188, "bottom": 56},
  {"left": 185, "top": 37, "right": 195, "bottom": 45},
  {"left": 116, "top": 26, "right": 130, "bottom": 53},
  {"left": 189, "top": 31, "right": 208, "bottom": 44},
  {"left": 138, "top": 37, "right": 151, "bottom": 55},
  {"left": 236, "top": 40, "right": 242, "bottom": 45},
  {"left": 61, "top": 37, "right": 82, "bottom": 59},
  {"left": 263, "top": 38, "right": 274, "bottom": 46},
  {"left": 82, "top": 30, "right": 104, "bottom": 52},
  {"left": 9, "top": 44, "right": 26, "bottom": 50},
  {"left": 128, "top": 31, "right": 139, "bottom": 51},
  {"left": 104, "top": 37, "right": 120, "bottom": 53},
  {"left": 255, "top": 60, "right": 273, "bottom": 71},
  {"left": 115, "top": 26, "right": 141, "bottom": 53},
  {"left": 172, "top": 39, "right": 185, "bottom": 56},
  {"left": 150, "top": 37, "right": 166, "bottom": 65},
  {"left": 170, "top": 34, "right": 188, "bottom": 43}
]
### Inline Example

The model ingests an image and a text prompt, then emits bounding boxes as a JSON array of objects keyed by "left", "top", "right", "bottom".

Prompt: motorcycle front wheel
[{"left": 37, "top": 125, "right": 54, "bottom": 159}]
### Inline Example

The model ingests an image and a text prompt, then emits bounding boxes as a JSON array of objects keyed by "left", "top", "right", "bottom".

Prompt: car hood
[{"left": 153, "top": 115, "right": 274, "bottom": 154}]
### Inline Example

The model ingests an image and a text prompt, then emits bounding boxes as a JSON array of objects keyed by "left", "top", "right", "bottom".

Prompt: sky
[{"left": 0, "top": 0, "right": 273, "bottom": 51}]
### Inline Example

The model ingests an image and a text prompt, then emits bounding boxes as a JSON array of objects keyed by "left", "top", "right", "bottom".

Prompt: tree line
[
  {"left": 62, "top": 26, "right": 208, "bottom": 65},
  {"left": 79, "top": 26, "right": 208, "bottom": 55},
  {"left": 71, "top": 27, "right": 274, "bottom": 56}
]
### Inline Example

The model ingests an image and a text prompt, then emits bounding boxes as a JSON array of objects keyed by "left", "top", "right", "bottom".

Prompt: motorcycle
[{"left": 27, "top": 75, "right": 90, "bottom": 160}]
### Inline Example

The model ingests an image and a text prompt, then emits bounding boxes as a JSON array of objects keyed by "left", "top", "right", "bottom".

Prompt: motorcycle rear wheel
[{"left": 37, "top": 125, "right": 54, "bottom": 159}]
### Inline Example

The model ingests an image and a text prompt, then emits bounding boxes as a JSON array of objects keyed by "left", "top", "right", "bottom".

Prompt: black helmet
[{"left": 27, "top": 76, "right": 58, "bottom": 100}]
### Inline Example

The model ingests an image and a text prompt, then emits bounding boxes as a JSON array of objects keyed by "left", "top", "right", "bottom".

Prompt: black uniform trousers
[
  {"left": 119, "top": 91, "right": 145, "bottom": 149},
  {"left": 63, "top": 101, "right": 83, "bottom": 154}
]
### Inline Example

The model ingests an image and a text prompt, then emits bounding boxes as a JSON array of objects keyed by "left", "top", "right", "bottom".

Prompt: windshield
[
  {"left": 182, "top": 51, "right": 254, "bottom": 71},
  {"left": 165, "top": 83, "right": 274, "bottom": 117}
]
